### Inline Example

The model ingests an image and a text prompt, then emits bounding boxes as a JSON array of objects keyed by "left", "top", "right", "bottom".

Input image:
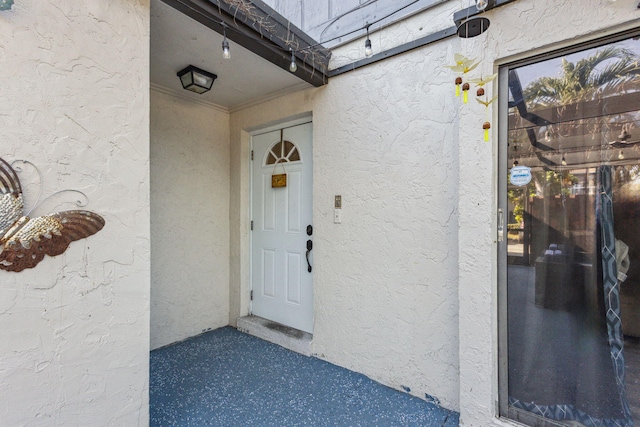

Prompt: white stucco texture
[
  {"left": 2, "top": 0, "right": 637, "bottom": 425},
  {"left": 230, "top": 39, "right": 461, "bottom": 410},
  {"left": 150, "top": 90, "right": 230, "bottom": 350},
  {"left": 0, "top": 1, "right": 150, "bottom": 425},
  {"left": 456, "top": 1, "right": 640, "bottom": 426},
  {"left": 228, "top": 0, "right": 640, "bottom": 424}
]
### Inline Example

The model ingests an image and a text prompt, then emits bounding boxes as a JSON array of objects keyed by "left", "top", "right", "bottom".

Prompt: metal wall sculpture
[{"left": 0, "top": 157, "right": 105, "bottom": 272}]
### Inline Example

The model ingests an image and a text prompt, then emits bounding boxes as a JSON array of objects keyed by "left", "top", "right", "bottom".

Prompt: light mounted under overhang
[
  {"left": 177, "top": 65, "right": 217, "bottom": 94},
  {"left": 161, "top": 0, "right": 330, "bottom": 87}
]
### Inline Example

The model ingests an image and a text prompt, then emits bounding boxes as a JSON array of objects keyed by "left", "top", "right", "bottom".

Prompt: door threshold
[{"left": 237, "top": 315, "right": 313, "bottom": 356}]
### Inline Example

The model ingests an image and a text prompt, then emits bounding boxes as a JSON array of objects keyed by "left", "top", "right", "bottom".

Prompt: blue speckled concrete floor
[{"left": 150, "top": 327, "right": 459, "bottom": 426}]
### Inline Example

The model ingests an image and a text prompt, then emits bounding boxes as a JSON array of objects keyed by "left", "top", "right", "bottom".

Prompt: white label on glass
[{"left": 510, "top": 166, "right": 532, "bottom": 186}]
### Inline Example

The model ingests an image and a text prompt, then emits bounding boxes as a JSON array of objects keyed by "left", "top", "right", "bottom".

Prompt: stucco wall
[
  {"left": 457, "top": 1, "right": 640, "bottom": 426},
  {"left": 229, "top": 40, "right": 461, "bottom": 410},
  {"left": 229, "top": 0, "right": 640, "bottom": 423},
  {"left": 150, "top": 89, "right": 230, "bottom": 350},
  {"left": 0, "top": 0, "right": 150, "bottom": 425}
]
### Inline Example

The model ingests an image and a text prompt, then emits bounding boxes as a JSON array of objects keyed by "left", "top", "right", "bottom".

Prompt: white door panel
[{"left": 251, "top": 122, "right": 313, "bottom": 333}]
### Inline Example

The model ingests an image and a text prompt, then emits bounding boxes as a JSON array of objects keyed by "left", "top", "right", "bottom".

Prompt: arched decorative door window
[{"left": 265, "top": 139, "right": 301, "bottom": 165}]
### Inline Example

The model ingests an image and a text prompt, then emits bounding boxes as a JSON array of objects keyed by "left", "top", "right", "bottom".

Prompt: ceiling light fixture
[
  {"left": 177, "top": 65, "right": 217, "bottom": 94},
  {"left": 222, "top": 25, "right": 230, "bottom": 59}
]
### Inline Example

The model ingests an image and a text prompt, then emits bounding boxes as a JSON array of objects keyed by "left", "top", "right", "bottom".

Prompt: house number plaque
[{"left": 272, "top": 173, "right": 287, "bottom": 188}]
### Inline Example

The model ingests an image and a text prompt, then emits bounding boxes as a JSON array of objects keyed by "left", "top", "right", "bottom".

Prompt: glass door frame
[{"left": 496, "top": 28, "right": 640, "bottom": 426}]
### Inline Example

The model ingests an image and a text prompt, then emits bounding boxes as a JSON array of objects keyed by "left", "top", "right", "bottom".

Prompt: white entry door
[{"left": 251, "top": 122, "right": 313, "bottom": 333}]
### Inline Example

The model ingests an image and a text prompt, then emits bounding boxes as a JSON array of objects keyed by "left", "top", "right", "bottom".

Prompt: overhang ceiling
[{"left": 150, "top": 0, "right": 316, "bottom": 111}]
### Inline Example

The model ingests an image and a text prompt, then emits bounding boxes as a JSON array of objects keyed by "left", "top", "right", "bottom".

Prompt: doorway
[
  {"left": 250, "top": 121, "right": 314, "bottom": 333},
  {"left": 498, "top": 32, "right": 640, "bottom": 426}
]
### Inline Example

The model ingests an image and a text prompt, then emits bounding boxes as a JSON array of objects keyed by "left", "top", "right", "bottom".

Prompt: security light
[{"left": 177, "top": 65, "right": 217, "bottom": 94}]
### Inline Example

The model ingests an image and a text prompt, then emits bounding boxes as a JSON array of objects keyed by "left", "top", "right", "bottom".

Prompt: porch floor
[{"left": 150, "top": 327, "right": 459, "bottom": 426}]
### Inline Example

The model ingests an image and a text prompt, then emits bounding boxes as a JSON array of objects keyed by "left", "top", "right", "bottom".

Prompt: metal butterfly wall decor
[{"left": 0, "top": 156, "right": 105, "bottom": 272}]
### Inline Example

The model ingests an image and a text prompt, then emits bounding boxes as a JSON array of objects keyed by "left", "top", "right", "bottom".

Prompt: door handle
[
  {"left": 306, "top": 239, "right": 313, "bottom": 272},
  {"left": 498, "top": 209, "right": 504, "bottom": 242}
]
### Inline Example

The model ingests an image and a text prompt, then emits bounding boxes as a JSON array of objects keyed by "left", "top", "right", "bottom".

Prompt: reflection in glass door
[{"left": 499, "top": 33, "right": 640, "bottom": 427}]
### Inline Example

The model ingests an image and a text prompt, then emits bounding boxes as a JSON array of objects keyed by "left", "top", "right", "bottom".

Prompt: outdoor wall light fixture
[{"left": 177, "top": 65, "right": 217, "bottom": 94}]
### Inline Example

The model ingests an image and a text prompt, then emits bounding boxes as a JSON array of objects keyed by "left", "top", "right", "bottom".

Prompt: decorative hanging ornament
[
  {"left": 462, "top": 83, "right": 470, "bottom": 103},
  {"left": 476, "top": 95, "right": 497, "bottom": 109},
  {"left": 445, "top": 54, "right": 480, "bottom": 73},
  {"left": 476, "top": 96, "right": 496, "bottom": 141},
  {"left": 468, "top": 73, "right": 497, "bottom": 89},
  {"left": 482, "top": 122, "right": 491, "bottom": 141},
  {"left": 446, "top": 54, "right": 479, "bottom": 99}
]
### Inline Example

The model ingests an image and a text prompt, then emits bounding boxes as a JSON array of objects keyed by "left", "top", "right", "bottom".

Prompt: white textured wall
[
  {"left": 229, "top": 0, "right": 640, "bottom": 422},
  {"left": 230, "top": 39, "right": 461, "bottom": 409},
  {"left": 0, "top": 1, "right": 150, "bottom": 425},
  {"left": 457, "top": 1, "right": 640, "bottom": 426},
  {"left": 150, "top": 90, "right": 230, "bottom": 350}
]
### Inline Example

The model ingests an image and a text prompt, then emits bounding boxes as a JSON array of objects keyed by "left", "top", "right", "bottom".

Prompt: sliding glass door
[{"left": 499, "top": 33, "right": 640, "bottom": 427}]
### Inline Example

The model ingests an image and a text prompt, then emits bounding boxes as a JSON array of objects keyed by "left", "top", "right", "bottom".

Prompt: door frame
[
  {"left": 248, "top": 116, "right": 314, "bottom": 328},
  {"left": 496, "top": 28, "right": 640, "bottom": 426}
]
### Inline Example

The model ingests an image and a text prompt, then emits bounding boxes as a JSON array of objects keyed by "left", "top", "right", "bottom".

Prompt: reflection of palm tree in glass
[
  {"left": 509, "top": 47, "right": 640, "bottom": 249},
  {"left": 524, "top": 46, "right": 640, "bottom": 107},
  {"left": 517, "top": 47, "right": 640, "bottom": 194},
  {"left": 508, "top": 46, "right": 640, "bottom": 427}
]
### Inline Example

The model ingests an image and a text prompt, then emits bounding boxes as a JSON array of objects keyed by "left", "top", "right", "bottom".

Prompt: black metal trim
[
  {"left": 452, "top": 0, "right": 519, "bottom": 26},
  {"left": 330, "top": 0, "right": 521, "bottom": 77},
  {"left": 160, "top": 0, "right": 329, "bottom": 87},
  {"left": 328, "top": 26, "right": 457, "bottom": 77}
]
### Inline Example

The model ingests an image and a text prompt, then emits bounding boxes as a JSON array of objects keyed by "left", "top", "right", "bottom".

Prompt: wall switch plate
[
  {"left": 334, "top": 209, "right": 342, "bottom": 224},
  {"left": 335, "top": 195, "right": 342, "bottom": 209}
]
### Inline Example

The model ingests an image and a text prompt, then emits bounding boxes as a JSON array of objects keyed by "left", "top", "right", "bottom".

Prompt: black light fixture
[{"left": 177, "top": 65, "right": 217, "bottom": 94}]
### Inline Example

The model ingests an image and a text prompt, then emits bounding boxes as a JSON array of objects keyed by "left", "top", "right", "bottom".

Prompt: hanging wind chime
[
  {"left": 470, "top": 74, "right": 497, "bottom": 141},
  {"left": 445, "top": 0, "right": 493, "bottom": 141},
  {"left": 446, "top": 54, "right": 479, "bottom": 103}
]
